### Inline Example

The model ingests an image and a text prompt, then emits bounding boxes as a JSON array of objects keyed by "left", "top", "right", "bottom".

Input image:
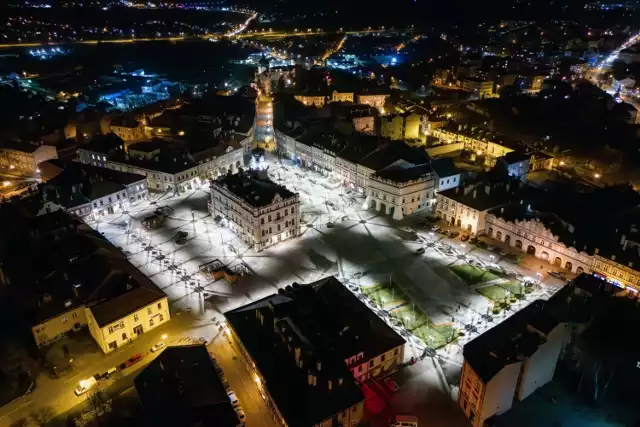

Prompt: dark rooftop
[
  {"left": 225, "top": 276, "right": 398, "bottom": 426},
  {"left": 430, "top": 157, "right": 459, "bottom": 178},
  {"left": 439, "top": 180, "right": 520, "bottom": 211},
  {"left": 374, "top": 164, "right": 433, "bottom": 183},
  {"left": 212, "top": 170, "right": 296, "bottom": 208},
  {"left": 135, "top": 345, "right": 240, "bottom": 427},
  {"left": 463, "top": 300, "right": 560, "bottom": 383}
]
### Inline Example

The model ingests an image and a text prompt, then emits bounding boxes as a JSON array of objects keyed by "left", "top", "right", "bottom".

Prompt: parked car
[
  {"left": 401, "top": 226, "right": 415, "bottom": 233},
  {"left": 124, "top": 354, "right": 144, "bottom": 368},
  {"left": 326, "top": 222, "right": 334, "bottom": 228},
  {"left": 548, "top": 271, "right": 567, "bottom": 280},
  {"left": 150, "top": 341, "right": 165, "bottom": 353},
  {"left": 469, "top": 237, "right": 478, "bottom": 244},
  {"left": 415, "top": 247, "right": 425, "bottom": 255},
  {"left": 235, "top": 407, "right": 247, "bottom": 423},
  {"left": 460, "top": 234, "right": 469, "bottom": 241},
  {"left": 227, "top": 391, "right": 240, "bottom": 407},
  {"left": 486, "top": 245, "right": 495, "bottom": 251},
  {"left": 74, "top": 376, "right": 98, "bottom": 396},
  {"left": 384, "top": 377, "right": 399, "bottom": 392},
  {"left": 449, "top": 231, "right": 460, "bottom": 238},
  {"left": 431, "top": 225, "right": 440, "bottom": 231}
]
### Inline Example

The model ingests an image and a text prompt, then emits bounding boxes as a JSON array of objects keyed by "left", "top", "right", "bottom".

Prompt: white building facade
[
  {"left": 484, "top": 213, "right": 591, "bottom": 274},
  {"left": 364, "top": 170, "right": 435, "bottom": 220},
  {"left": 209, "top": 175, "right": 301, "bottom": 252}
]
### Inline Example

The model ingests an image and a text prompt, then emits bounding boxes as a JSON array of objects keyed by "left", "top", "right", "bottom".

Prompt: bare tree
[
  {"left": 87, "top": 387, "right": 110, "bottom": 425},
  {"left": 30, "top": 407, "right": 54, "bottom": 427}
]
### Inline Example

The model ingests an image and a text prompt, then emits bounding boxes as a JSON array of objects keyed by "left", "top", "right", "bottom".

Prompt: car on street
[
  {"left": 486, "top": 245, "right": 495, "bottom": 251},
  {"left": 384, "top": 377, "right": 399, "bottom": 392},
  {"left": 74, "top": 376, "right": 98, "bottom": 396},
  {"left": 449, "top": 231, "right": 460, "bottom": 238},
  {"left": 124, "top": 353, "right": 144, "bottom": 368},
  {"left": 460, "top": 234, "right": 469, "bottom": 241},
  {"left": 150, "top": 341, "right": 165, "bottom": 352},
  {"left": 500, "top": 250, "right": 508, "bottom": 256},
  {"left": 431, "top": 225, "right": 440, "bottom": 231},
  {"left": 227, "top": 391, "right": 240, "bottom": 407},
  {"left": 236, "top": 407, "right": 247, "bottom": 423},
  {"left": 326, "top": 222, "right": 334, "bottom": 228},
  {"left": 415, "top": 247, "right": 425, "bottom": 255},
  {"left": 401, "top": 226, "right": 415, "bottom": 233},
  {"left": 548, "top": 271, "right": 567, "bottom": 280}
]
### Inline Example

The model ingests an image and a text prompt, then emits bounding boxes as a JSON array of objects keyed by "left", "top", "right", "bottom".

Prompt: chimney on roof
[
  {"left": 595, "top": 248, "right": 599, "bottom": 254},
  {"left": 623, "top": 240, "right": 628, "bottom": 251},
  {"left": 612, "top": 255, "right": 616, "bottom": 261},
  {"left": 42, "top": 293, "right": 52, "bottom": 304},
  {"left": 629, "top": 262, "right": 634, "bottom": 268},
  {"left": 338, "top": 377, "right": 343, "bottom": 386}
]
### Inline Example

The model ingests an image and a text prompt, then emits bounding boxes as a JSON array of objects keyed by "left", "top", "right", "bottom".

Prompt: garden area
[
  {"left": 450, "top": 263, "right": 501, "bottom": 285},
  {"left": 360, "top": 282, "right": 458, "bottom": 349}
]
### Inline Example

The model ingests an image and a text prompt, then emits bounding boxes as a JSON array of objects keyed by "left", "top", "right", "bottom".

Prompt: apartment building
[
  {"left": 225, "top": 276, "right": 404, "bottom": 427},
  {"left": 356, "top": 93, "right": 389, "bottom": 112},
  {"left": 209, "top": 170, "right": 300, "bottom": 252},
  {"left": 0, "top": 141, "right": 57, "bottom": 174},
  {"left": 364, "top": 164, "right": 435, "bottom": 220},
  {"left": 0, "top": 206, "right": 170, "bottom": 352},
  {"left": 78, "top": 136, "right": 244, "bottom": 195},
  {"left": 294, "top": 94, "right": 327, "bottom": 107},
  {"left": 331, "top": 91, "right": 354, "bottom": 103},
  {"left": 459, "top": 300, "right": 567, "bottom": 427},
  {"left": 38, "top": 161, "right": 147, "bottom": 218},
  {"left": 87, "top": 280, "right": 168, "bottom": 353},
  {"left": 497, "top": 151, "right": 555, "bottom": 180},
  {"left": 436, "top": 181, "right": 519, "bottom": 236},
  {"left": 109, "top": 115, "right": 146, "bottom": 143},
  {"left": 428, "top": 125, "right": 516, "bottom": 167},
  {"left": 430, "top": 157, "right": 461, "bottom": 193},
  {"left": 462, "top": 77, "right": 494, "bottom": 97}
]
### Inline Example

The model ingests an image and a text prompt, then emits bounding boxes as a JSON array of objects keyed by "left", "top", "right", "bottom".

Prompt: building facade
[
  {"left": 356, "top": 93, "right": 389, "bottom": 112},
  {"left": 87, "top": 294, "right": 170, "bottom": 354},
  {"left": 484, "top": 213, "right": 591, "bottom": 274},
  {"left": 0, "top": 144, "right": 57, "bottom": 174},
  {"left": 364, "top": 166, "right": 435, "bottom": 220},
  {"left": 209, "top": 172, "right": 301, "bottom": 252}
]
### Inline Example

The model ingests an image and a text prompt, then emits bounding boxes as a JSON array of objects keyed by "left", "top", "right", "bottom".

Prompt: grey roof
[
  {"left": 212, "top": 171, "right": 296, "bottom": 208},
  {"left": 374, "top": 164, "right": 433, "bottom": 183},
  {"left": 439, "top": 181, "right": 518, "bottom": 211},
  {"left": 135, "top": 345, "right": 240, "bottom": 427},
  {"left": 430, "top": 157, "right": 459, "bottom": 178}
]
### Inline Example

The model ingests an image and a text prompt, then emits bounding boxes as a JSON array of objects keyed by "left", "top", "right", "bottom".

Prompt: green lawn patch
[
  {"left": 361, "top": 282, "right": 408, "bottom": 309},
  {"left": 413, "top": 324, "right": 457, "bottom": 349},
  {"left": 476, "top": 281, "right": 526, "bottom": 302},
  {"left": 450, "top": 264, "right": 500, "bottom": 285},
  {"left": 390, "top": 306, "right": 430, "bottom": 330}
]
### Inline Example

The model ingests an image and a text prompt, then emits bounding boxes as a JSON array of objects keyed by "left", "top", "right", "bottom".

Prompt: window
[
  {"left": 117, "top": 194, "right": 120, "bottom": 200},
  {"left": 277, "top": 224, "right": 281, "bottom": 231},
  {"left": 291, "top": 207, "right": 295, "bottom": 213},
  {"left": 463, "top": 399, "right": 468, "bottom": 410},
  {"left": 268, "top": 215, "right": 272, "bottom": 222},
  {"left": 122, "top": 333, "right": 127, "bottom": 340},
  {"left": 292, "top": 219, "right": 295, "bottom": 225},
  {"left": 108, "top": 326, "right": 114, "bottom": 334},
  {"left": 394, "top": 348, "right": 399, "bottom": 356},
  {"left": 108, "top": 197, "right": 112, "bottom": 203},
  {"left": 342, "top": 411, "right": 347, "bottom": 418},
  {"left": 351, "top": 407, "right": 357, "bottom": 413},
  {"left": 357, "top": 365, "right": 362, "bottom": 372},
  {"left": 157, "top": 302, "right": 162, "bottom": 310},
  {"left": 134, "top": 314, "right": 138, "bottom": 322},
  {"left": 261, "top": 218, "right": 264, "bottom": 225},
  {"left": 381, "top": 354, "right": 386, "bottom": 362},
  {"left": 149, "top": 318, "right": 154, "bottom": 327},
  {"left": 147, "top": 307, "right": 152, "bottom": 315},
  {"left": 73, "top": 312, "right": 78, "bottom": 319},
  {"left": 285, "top": 209, "right": 288, "bottom": 215},
  {"left": 269, "top": 227, "right": 272, "bottom": 234}
]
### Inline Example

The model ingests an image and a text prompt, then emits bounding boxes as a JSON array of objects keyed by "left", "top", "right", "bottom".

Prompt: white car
[
  {"left": 150, "top": 341, "right": 165, "bottom": 352},
  {"left": 74, "top": 377, "right": 97, "bottom": 396},
  {"left": 227, "top": 391, "right": 240, "bottom": 407}
]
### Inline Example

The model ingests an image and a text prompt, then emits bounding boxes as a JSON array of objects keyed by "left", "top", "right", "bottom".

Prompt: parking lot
[{"left": 86, "top": 156, "right": 567, "bottom": 422}]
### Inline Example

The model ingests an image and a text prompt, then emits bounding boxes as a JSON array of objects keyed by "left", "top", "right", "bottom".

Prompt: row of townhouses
[
  {"left": 436, "top": 180, "right": 640, "bottom": 293},
  {"left": 77, "top": 132, "right": 247, "bottom": 195},
  {"left": 275, "top": 127, "right": 462, "bottom": 220}
]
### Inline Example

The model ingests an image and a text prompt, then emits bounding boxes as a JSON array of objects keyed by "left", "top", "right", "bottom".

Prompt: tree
[
  {"left": 30, "top": 407, "right": 54, "bottom": 426},
  {"left": 87, "top": 387, "right": 111, "bottom": 425}
]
